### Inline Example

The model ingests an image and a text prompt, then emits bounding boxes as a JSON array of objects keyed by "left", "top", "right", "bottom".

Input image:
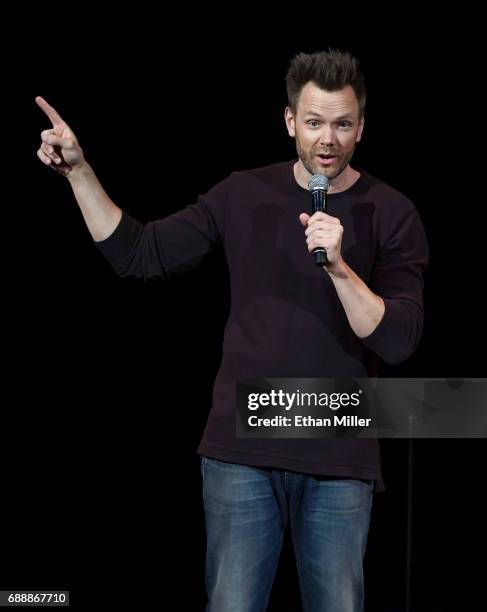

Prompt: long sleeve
[
  {"left": 93, "top": 175, "right": 230, "bottom": 281},
  {"left": 360, "top": 196, "right": 429, "bottom": 365}
]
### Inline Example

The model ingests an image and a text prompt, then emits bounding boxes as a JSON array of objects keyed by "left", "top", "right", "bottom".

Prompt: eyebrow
[{"left": 304, "top": 112, "right": 354, "bottom": 120}]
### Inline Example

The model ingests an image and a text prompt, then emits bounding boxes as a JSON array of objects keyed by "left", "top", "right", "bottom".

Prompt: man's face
[{"left": 285, "top": 82, "right": 364, "bottom": 180}]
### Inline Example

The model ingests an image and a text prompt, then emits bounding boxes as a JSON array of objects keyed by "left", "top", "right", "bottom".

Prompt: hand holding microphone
[{"left": 299, "top": 174, "right": 344, "bottom": 270}]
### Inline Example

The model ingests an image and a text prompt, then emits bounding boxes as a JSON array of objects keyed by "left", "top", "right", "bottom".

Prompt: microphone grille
[{"left": 308, "top": 174, "right": 329, "bottom": 192}]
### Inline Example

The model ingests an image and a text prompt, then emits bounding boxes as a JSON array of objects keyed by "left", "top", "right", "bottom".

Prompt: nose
[{"left": 319, "top": 126, "right": 335, "bottom": 147}]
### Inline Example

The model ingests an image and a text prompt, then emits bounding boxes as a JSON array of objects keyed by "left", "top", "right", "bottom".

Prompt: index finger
[
  {"left": 310, "top": 212, "right": 340, "bottom": 224},
  {"left": 35, "top": 96, "right": 67, "bottom": 127}
]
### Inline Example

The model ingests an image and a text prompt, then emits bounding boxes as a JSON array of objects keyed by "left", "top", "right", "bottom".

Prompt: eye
[
  {"left": 307, "top": 120, "right": 319, "bottom": 128},
  {"left": 339, "top": 122, "right": 351, "bottom": 128}
]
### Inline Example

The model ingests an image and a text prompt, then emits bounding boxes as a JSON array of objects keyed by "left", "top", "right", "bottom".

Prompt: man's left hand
[{"left": 299, "top": 211, "right": 344, "bottom": 271}]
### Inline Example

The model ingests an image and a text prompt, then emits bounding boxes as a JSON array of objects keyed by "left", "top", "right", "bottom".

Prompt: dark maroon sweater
[{"left": 94, "top": 159, "right": 429, "bottom": 492}]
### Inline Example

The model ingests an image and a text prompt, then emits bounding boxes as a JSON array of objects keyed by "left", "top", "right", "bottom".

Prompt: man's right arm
[
  {"left": 67, "top": 162, "right": 122, "bottom": 242},
  {"left": 36, "top": 95, "right": 227, "bottom": 281},
  {"left": 35, "top": 95, "right": 122, "bottom": 242}
]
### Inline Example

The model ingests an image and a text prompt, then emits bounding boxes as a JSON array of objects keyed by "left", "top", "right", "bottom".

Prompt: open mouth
[{"left": 316, "top": 154, "right": 337, "bottom": 165}]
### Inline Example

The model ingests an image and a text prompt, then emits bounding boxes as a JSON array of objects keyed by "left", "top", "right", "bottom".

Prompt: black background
[{"left": 5, "top": 8, "right": 486, "bottom": 611}]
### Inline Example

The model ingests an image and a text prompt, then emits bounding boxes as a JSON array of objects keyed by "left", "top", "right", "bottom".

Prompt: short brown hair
[{"left": 285, "top": 49, "right": 366, "bottom": 119}]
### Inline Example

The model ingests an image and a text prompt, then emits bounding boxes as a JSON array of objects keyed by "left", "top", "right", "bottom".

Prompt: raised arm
[{"left": 35, "top": 96, "right": 122, "bottom": 241}]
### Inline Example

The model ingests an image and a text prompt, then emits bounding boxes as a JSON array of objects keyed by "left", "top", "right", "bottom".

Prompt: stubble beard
[{"left": 296, "top": 135, "right": 356, "bottom": 180}]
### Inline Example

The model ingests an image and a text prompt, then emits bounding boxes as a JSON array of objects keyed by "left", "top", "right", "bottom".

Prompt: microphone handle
[{"left": 311, "top": 189, "right": 328, "bottom": 266}]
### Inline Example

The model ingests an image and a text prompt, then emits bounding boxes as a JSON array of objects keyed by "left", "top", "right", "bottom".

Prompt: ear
[
  {"left": 284, "top": 106, "right": 296, "bottom": 137},
  {"left": 356, "top": 116, "right": 365, "bottom": 143}
]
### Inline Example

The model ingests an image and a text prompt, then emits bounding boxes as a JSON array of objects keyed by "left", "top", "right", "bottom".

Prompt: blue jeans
[{"left": 201, "top": 456, "right": 374, "bottom": 612}]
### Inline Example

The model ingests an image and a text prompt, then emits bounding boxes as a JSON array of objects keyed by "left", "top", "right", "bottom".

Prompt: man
[{"left": 36, "top": 49, "right": 428, "bottom": 611}]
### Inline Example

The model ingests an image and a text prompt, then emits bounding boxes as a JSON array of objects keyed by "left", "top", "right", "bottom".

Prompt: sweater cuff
[
  {"left": 93, "top": 210, "right": 142, "bottom": 260},
  {"left": 359, "top": 298, "right": 407, "bottom": 364}
]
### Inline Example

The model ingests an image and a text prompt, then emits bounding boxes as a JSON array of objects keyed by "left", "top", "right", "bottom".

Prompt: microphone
[{"left": 308, "top": 174, "right": 330, "bottom": 266}]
